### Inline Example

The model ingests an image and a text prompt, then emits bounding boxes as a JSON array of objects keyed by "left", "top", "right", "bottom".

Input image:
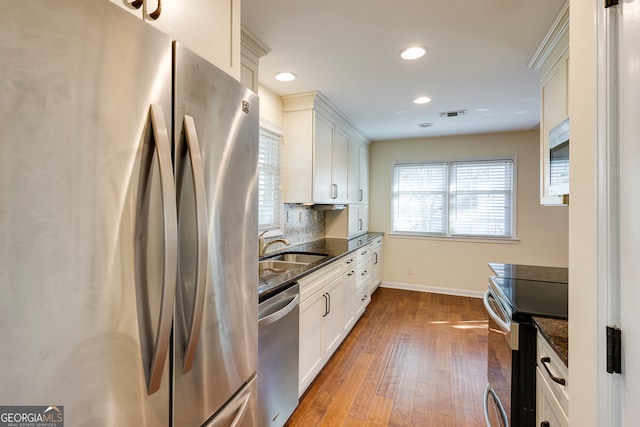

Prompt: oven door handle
[
  {"left": 483, "top": 289, "right": 511, "bottom": 333},
  {"left": 483, "top": 383, "right": 509, "bottom": 427}
]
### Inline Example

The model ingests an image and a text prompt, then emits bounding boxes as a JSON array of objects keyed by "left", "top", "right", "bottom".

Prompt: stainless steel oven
[
  {"left": 483, "top": 280, "right": 520, "bottom": 427},
  {"left": 482, "top": 275, "right": 567, "bottom": 427}
]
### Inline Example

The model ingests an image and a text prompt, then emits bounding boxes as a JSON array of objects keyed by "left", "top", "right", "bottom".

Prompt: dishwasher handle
[{"left": 258, "top": 294, "right": 299, "bottom": 328}]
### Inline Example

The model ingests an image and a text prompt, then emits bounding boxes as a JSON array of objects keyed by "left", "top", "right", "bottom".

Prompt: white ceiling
[{"left": 241, "top": 0, "right": 565, "bottom": 142}]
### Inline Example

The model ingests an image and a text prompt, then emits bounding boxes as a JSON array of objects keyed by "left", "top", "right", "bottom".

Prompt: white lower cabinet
[
  {"left": 297, "top": 240, "right": 380, "bottom": 396},
  {"left": 299, "top": 270, "right": 344, "bottom": 396},
  {"left": 370, "top": 236, "right": 383, "bottom": 293},
  {"left": 341, "top": 254, "right": 357, "bottom": 333},
  {"left": 536, "top": 331, "right": 569, "bottom": 427}
]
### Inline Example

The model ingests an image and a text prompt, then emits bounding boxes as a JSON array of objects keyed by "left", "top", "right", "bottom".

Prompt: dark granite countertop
[
  {"left": 258, "top": 232, "right": 384, "bottom": 302},
  {"left": 489, "top": 262, "right": 568, "bottom": 283},
  {"left": 533, "top": 316, "right": 569, "bottom": 367}
]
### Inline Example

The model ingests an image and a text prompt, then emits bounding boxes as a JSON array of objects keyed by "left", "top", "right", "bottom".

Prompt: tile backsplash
[{"left": 261, "top": 204, "right": 324, "bottom": 255}]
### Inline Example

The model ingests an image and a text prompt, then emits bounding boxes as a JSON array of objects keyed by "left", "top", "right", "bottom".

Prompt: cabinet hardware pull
[
  {"left": 148, "top": 0, "right": 162, "bottom": 20},
  {"left": 358, "top": 189, "right": 363, "bottom": 201},
  {"left": 358, "top": 218, "right": 363, "bottom": 230},
  {"left": 130, "top": 0, "right": 143, "bottom": 9},
  {"left": 331, "top": 184, "right": 338, "bottom": 199},
  {"left": 361, "top": 294, "right": 367, "bottom": 301},
  {"left": 541, "top": 422, "right": 550, "bottom": 427},
  {"left": 362, "top": 270, "right": 367, "bottom": 276},
  {"left": 374, "top": 253, "right": 378, "bottom": 265},
  {"left": 327, "top": 292, "right": 331, "bottom": 314},
  {"left": 322, "top": 293, "right": 329, "bottom": 317},
  {"left": 540, "top": 357, "right": 566, "bottom": 385}
]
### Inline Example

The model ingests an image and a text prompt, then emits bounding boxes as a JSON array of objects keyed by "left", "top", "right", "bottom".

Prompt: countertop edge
[
  {"left": 533, "top": 316, "right": 569, "bottom": 367},
  {"left": 258, "top": 232, "right": 384, "bottom": 302}
]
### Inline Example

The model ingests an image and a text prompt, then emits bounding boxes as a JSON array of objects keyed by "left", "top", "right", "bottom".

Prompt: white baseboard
[{"left": 380, "top": 281, "right": 484, "bottom": 299}]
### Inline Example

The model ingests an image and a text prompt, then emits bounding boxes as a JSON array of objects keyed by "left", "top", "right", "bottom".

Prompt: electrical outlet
[{"left": 406, "top": 265, "right": 413, "bottom": 275}]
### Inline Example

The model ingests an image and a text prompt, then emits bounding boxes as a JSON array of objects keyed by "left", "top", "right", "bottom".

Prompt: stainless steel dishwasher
[{"left": 258, "top": 284, "right": 300, "bottom": 427}]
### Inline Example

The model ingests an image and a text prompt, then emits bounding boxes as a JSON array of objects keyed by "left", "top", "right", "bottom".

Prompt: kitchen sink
[{"left": 262, "top": 252, "right": 328, "bottom": 264}]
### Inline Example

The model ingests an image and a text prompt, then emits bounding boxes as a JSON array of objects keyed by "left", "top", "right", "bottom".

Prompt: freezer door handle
[
  {"left": 147, "top": 104, "right": 178, "bottom": 395},
  {"left": 180, "top": 115, "right": 210, "bottom": 374}
]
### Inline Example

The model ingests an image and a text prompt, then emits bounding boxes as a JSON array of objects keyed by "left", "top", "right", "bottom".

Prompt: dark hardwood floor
[{"left": 284, "top": 287, "right": 489, "bottom": 427}]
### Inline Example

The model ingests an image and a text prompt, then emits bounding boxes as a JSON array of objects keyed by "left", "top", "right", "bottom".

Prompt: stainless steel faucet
[{"left": 259, "top": 230, "right": 290, "bottom": 257}]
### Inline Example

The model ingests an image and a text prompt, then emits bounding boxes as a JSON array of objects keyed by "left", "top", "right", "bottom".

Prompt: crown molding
[
  {"left": 528, "top": 0, "right": 570, "bottom": 70},
  {"left": 281, "top": 91, "right": 370, "bottom": 144},
  {"left": 241, "top": 26, "right": 271, "bottom": 59}
]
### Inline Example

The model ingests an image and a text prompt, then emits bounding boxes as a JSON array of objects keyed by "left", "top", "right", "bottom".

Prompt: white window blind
[
  {"left": 392, "top": 159, "right": 514, "bottom": 238},
  {"left": 258, "top": 128, "right": 283, "bottom": 231}
]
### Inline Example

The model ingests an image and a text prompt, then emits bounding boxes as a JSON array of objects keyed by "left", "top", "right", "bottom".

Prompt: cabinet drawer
[
  {"left": 355, "top": 257, "right": 371, "bottom": 287},
  {"left": 299, "top": 261, "right": 342, "bottom": 302},
  {"left": 536, "top": 367, "right": 569, "bottom": 427},
  {"left": 536, "top": 332, "right": 569, "bottom": 415}
]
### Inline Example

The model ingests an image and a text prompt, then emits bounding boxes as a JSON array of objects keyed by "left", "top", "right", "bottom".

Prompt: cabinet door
[
  {"left": 322, "top": 276, "right": 344, "bottom": 357},
  {"left": 371, "top": 245, "right": 383, "bottom": 291},
  {"left": 540, "top": 51, "right": 569, "bottom": 205},
  {"left": 107, "top": 0, "right": 143, "bottom": 17},
  {"left": 333, "top": 126, "right": 349, "bottom": 203},
  {"left": 347, "top": 139, "right": 360, "bottom": 204},
  {"left": 146, "top": 0, "right": 240, "bottom": 79},
  {"left": 313, "top": 112, "right": 335, "bottom": 203},
  {"left": 359, "top": 145, "right": 369, "bottom": 203},
  {"left": 298, "top": 291, "right": 325, "bottom": 395},
  {"left": 342, "top": 268, "right": 357, "bottom": 332},
  {"left": 536, "top": 368, "right": 569, "bottom": 427}
]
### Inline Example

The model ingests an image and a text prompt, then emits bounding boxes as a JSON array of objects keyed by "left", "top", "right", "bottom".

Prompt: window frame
[{"left": 390, "top": 157, "right": 517, "bottom": 241}]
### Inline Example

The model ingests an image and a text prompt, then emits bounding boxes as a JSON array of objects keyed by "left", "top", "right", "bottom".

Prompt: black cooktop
[{"left": 490, "top": 276, "right": 568, "bottom": 320}]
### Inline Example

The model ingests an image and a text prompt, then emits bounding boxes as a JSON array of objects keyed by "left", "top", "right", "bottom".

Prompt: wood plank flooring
[{"left": 284, "top": 287, "right": 489, "bottom": 427}]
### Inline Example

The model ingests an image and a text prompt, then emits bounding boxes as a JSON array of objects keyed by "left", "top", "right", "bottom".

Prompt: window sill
[{"left": 389, "top": 232, "right": 519, "bottom": 244}]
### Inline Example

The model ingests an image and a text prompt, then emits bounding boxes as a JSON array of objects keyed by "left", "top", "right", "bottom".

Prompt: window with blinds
[
  {"left": 258, "top": 128, "right": 283, "bottom": 231},
  {"left": 392, "top": 159, "right": 514, "bottom": 238}
]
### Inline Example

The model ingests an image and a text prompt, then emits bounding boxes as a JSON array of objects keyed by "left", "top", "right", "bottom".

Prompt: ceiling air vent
[{"left": 439, "top": 110, "right": 467, "bottom": 118}]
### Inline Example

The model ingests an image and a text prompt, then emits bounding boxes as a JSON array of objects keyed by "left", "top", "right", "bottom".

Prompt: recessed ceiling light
[
  {"left": 275, "top": 72, "right": 296, "bottom": 82},
  {"left": 400, "top": 46, "right": 427, "bottom": 60},
  {"left": 413, "top": 96, "right": 431, "bottom": 104},
  {"left": 418, "top": 122, "right": 434, "bottom": 128}
]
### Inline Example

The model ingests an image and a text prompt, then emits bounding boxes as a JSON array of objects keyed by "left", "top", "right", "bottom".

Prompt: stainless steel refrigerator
[{"left": 0, "top": 1, "right": 258, "bottom": 426}]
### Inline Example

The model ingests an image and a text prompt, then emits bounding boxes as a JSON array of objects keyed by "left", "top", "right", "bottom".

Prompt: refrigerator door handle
[
  {"left": 181, "top": 115, "right": 209, "bottom": 374},
  {"left": 147, "top": 104, "right": 178, "bottom": 395}
]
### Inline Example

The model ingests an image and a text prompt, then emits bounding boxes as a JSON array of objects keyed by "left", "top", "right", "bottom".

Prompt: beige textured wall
[{"left": 369, "top": 130, "right": 569, "bottom": 294}]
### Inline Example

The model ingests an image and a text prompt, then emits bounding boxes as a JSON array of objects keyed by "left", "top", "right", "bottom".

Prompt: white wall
[
  {"left": 568, "top": 0, "right": 598, "bottom": 425},
  {"left": 369, "top": 130, "right": 569, "bottom": 294}
]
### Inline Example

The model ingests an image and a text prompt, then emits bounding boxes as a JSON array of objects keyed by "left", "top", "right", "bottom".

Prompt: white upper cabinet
[
  {"left": 108, "top": 0, "right": 241, "bottom": 79},
  {"left": 282, "top": 91, "right": 369, "bottom": 205},
  {"left": 529, "top": 1, "right": 569, "bottom": 206},
  {"left": 348, "top": 139, "right": 369, "bottom": 205}
]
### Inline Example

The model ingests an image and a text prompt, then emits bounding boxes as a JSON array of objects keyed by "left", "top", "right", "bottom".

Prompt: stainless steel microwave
[{"left": 548, "top": 117, "right": 569, "bottom": 196}]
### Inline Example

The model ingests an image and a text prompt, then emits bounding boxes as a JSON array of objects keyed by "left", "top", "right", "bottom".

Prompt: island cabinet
[
  {"left": 108, "top": 0, "right": 240, "bottom": 79},
  {"left": 282, "top": 91, "right": 369, "bottom": 207}
]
